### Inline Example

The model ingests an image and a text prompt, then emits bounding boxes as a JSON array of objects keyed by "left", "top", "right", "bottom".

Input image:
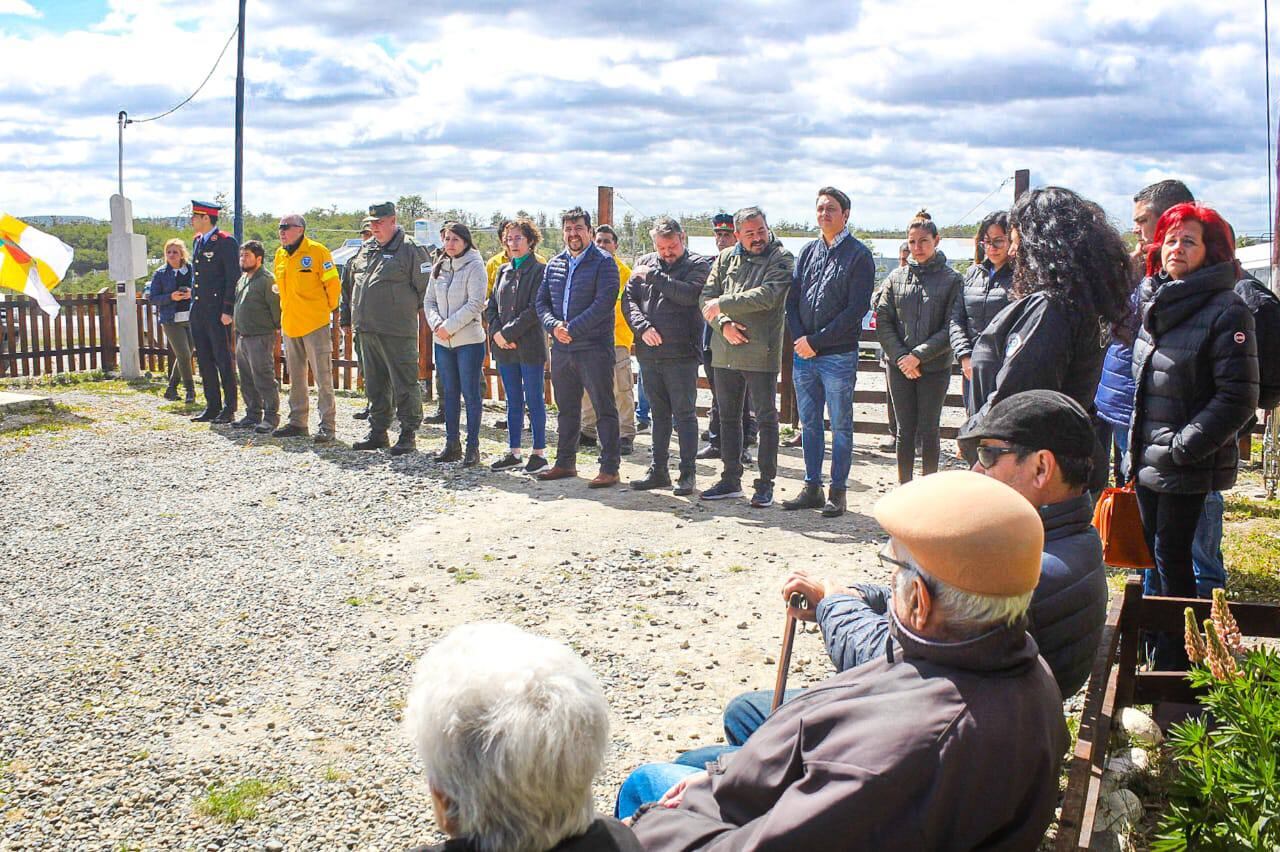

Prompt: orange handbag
[{"left": 1092, "top": 482, "right": 1155, "bottom": 569}]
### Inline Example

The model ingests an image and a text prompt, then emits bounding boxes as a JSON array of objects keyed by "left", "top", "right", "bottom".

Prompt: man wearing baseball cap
[
  {"left": 710, "top": 389, "right": 1106, "bottom": 750},
  {"left": 623, "top": 471, "right": 1066, "bottom": 848}
]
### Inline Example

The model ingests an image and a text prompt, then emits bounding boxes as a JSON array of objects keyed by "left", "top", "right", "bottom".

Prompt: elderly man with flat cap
[
  {"left": 618, "top": 471, "right": 1067, "bottom": 849},
  {"left": 344, "top": 202, "right": 432, "bottom": 455},
  {"left": 188, "top": 199, "right": 240, "bottom": 423},
  {"left": 708, "top": 390, "right": 1107, "bottom": 752}
]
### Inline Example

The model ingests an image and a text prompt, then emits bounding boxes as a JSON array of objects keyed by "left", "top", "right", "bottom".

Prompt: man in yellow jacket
[
  {"left": 271, "top": 213, "right": 341, "bottom": 443},
  {"left": 580, "top": 224, "right": 636, "bottom": 455}
]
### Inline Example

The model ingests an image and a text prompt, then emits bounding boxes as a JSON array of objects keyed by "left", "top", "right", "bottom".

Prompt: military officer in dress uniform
[
  {"left": 345, "top": 201, "right": 432, "bottom": 455},
  {"left": 188, "top": 200, "right": 240, "bottom": 423}
]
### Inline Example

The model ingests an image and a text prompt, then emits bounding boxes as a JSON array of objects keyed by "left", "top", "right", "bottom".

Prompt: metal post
[
  {"left": 233, "top": 0, "right": 246, "bottom": 244},
  {"left": 1013, "top": 169, "right": 1030, "bottom": 203},
  {"left": 117, "top": 111, "right": 126, "bottom": 197},
  {"left": 597, "top": 185, "right": 614, "bottom": 227}
]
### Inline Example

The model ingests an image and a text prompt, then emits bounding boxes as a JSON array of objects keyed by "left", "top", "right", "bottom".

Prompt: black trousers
[
  {"left": 190, "top": 315, "right": 237, "bottom": 413},
  {"left": 887, "top": 367, "right": 949, "bottom": 483},
  {"left": 639, "top": 357, "right": 699, "bottom": 474},
  {"left": 551, "top": 344, "right": 620, "bottom": 474},
  {"left": 704, "top": 347, "right": 755, "bottom": 446},
  {"left": 713, "top": 367, "right": 778, "bottom": 487},
  {"left": 1136, "top": 485, "right": 1207, "bottom": 669}
]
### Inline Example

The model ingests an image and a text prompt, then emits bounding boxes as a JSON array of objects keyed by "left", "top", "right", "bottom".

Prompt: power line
[
  {"left": 951, "top": 176, "right": 1013, "bottom": 227},
  {"left": 126, "top": 25, "right": 239, "bottom": 124},
  {"left": 614, "top": 190, "right": 650, "bottom": 221}
]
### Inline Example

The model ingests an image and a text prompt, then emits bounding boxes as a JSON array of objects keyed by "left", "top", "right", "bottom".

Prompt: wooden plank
[
  {"left": 52, "top": 303, "right": 65, "bottom": 374},
  {"left": 1056, "top": 588, "right": 1126, "bottom": 850},
  {"left": 86, "top": 298, "right": 99, "bottom": 371},
  {"left": 1137, "top": 594, "right": 1280, "bottom": 638},
  {"left": 1114, "top": 574, "right": 1145, "bottom": 711},
  {"left": 40, "top": 308, "right": 53, "bottom": 375}
]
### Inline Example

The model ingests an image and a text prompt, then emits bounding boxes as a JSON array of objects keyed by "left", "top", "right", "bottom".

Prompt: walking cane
[{"left": 771, "top": 593, "right": 809, "bottom": 712}]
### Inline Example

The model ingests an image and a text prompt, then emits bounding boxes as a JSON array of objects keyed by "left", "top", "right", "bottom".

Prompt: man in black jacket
[
  {"left": 623, "top": 218, "right": 711, "bottom": 496},
  {"left": 188, "top": 200, "right": 240, "bottom": 423},
  {"left": 782, "top": 187, "right": 875, "bottom": 517},
  {"left": 710, "top": 390, "right": 1106, "bottom": 748}
]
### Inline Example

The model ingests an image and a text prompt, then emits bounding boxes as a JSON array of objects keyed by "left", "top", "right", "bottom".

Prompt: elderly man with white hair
[
  {"left": 405, "top": 622, "right": 642, "bottom": 852},
  {"left": 619, "top": 471, "right": 1068, "bottom": 850}
]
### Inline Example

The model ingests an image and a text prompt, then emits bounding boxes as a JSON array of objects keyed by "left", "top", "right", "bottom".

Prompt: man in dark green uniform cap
[{"left": 345, "top": 202, "right": 431, "bottom": 454}]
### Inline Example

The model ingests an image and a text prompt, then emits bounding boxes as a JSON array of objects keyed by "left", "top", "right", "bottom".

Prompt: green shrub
[{"left": 1153, "top": 647, "right": 1280, "bottom": 851}]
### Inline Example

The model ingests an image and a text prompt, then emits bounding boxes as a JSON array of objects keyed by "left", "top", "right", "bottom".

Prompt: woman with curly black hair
[{"left": 966, "top": 188, "right": 1132, "bottom": 468}]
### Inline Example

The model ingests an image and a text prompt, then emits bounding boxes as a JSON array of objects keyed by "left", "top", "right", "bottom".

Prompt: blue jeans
[
  {"left": 615, "top": 763, "right": 700, "bottom": 821},
  {"left": 435, "top": 342, "right": 484, "bottom": 447},
  {"left": 497, "top": 362, "right": 547, "bottom": 451},
  {"left": 716, "top": 690, "right": 807, "bottom": 748},
  {"left": 792, "top": 352, "right": 856, "bottom": 488},
  {"left": 636, "top": 371, "right": 651, "bottom": 425},
  {"left": 1192, "top": 490, "right": 1226, "bottom": 598}
]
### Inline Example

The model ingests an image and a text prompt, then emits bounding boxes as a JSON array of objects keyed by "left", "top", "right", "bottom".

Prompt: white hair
[
  {"left": 892, "top": 552, "right": 1033, "bottom": 637},
  {"left": 403, "top": 622, "right": 609, "bottom": 852}
]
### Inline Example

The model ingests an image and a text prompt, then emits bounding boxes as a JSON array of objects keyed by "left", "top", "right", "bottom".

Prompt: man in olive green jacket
[
  {"left": 699, "top": 206, "right": 794, "bottom": 507},
  {"left": 231, "top": 240, "right": 282, "bottom": 433},
  {"left": 346, "top": 202, "right": 432, "bottom": 455}
]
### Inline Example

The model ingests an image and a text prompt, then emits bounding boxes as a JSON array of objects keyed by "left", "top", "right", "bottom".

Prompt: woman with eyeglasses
[
  {"left": 950, "top": 211, "right": 1013, "bottom": 415},
  {"left": 146, "top": 238, "right": 197, "bottom": 403},
  {"left": 965, "top": 188, "right": 1131, "bottom": 494},
  {"left": 424, "top": 221, "right": 488, "bottom": 466},
  {"left": 1129, "top": 204, "right": 1257, "bottom": 643},
  {"left": 875, "top": 210, "right": 962, "bottom": 483},
  {"left": 485, "top": 219, "right": 549, "bottom": 473}
]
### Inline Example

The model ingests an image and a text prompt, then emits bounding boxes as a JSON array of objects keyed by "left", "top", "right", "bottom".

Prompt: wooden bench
[{"left": 1055, "top": 574, "right": 1280, "bottom": 849}]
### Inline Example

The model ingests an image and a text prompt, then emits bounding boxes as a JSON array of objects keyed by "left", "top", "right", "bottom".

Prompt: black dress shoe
[
  {"left": 423, "top": 410, "right": 446, "bottom": 425},
  {"left": 162, "top": 388, "right": 179, "bottom": 401},
  {"left": 271, "top": 424, "right": 308, "bottom": 439},
  {"left": 232, "top": 415, "right": 259, "bottom": 429},
  {"left": 212, "top": 409, "right": 236, "bottom": 424},
  {"left": 579, "top": 432, "right": 598, "bottom": 447},
  {"left": 353, "top": 408, "right": 370, "bottom": 420},
  {"left": 190, "top": 409, "right": 219, "bottom": 423}
]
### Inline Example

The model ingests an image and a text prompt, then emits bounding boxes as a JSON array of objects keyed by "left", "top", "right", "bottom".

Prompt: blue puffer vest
[{"left": 1094, "top": 341, "right": 1135, "bottom": 428}]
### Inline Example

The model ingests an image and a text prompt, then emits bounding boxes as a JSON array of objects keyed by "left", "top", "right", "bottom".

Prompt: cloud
[
  {"left": 0, "top": 0, "right": 39, "bottom": 17},
  {"left": 4, "top": 0, "right": 1276, "bottom": 235}
]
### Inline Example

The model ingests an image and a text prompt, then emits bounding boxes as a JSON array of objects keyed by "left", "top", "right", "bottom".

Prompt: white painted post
[{"left": 107, "top": 194, "right": 147, "bottom": 379}]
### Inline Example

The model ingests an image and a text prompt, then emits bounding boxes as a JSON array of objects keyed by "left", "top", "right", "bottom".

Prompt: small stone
[
  {"left": 736, "top": 622, "right": 748, "bottom": 630},
  {"left": 1105, "top": 746, "right": 1150, "bottom": 781},
  {"left": 1117, "top": 707, "right": 1163, "bottom": 747},
  {"left": 265, "top": 841, "right": 284, "bottom": 852},
  {"left": 1096, "top": 788, "right": 1142, "bottom": 833}
]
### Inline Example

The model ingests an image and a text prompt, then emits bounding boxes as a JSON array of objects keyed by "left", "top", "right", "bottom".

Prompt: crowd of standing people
[{"left": 142, "top": 178, "right": 1275, "bottom": 850}]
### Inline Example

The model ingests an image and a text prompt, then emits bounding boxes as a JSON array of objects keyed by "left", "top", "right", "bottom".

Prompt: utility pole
[
  {"left": 1013, "top": 169, "right": 1030, "bottom": 203},
  {"left": 597, "top": 186, "right": 614, "bottom": 226},
  {"left": 233, "top": 0, "right": 246, "bottom": 244}
]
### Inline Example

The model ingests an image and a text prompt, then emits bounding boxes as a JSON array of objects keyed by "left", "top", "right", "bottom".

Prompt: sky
[{"left": 2, "top": 0, "right": 1277, "bottom": 234}]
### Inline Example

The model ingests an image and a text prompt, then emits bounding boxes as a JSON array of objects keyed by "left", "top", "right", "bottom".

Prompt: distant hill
[{"left": 21, "top": 215, "right": 103, "bottom": 226}]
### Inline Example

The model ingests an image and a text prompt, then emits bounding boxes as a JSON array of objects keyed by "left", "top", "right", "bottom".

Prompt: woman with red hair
[{"left": 1128, "top": 203, "right": 1258, "bottom": 662}]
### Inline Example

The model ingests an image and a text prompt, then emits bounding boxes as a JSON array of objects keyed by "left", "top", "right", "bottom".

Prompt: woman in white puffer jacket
[{"left": 425, "top": 221, "right": 488, "bottom": 465}]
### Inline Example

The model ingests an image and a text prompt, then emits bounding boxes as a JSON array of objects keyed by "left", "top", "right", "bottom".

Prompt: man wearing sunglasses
[
  {"left": 708, "top": 389, "right": 1105, "bottom": 750},
  {"left": 623, "top": 471, "right": 1065, "bottom": 849}
]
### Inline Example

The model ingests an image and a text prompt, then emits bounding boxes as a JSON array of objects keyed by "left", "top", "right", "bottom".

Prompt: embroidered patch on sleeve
[{"left": 1234, "top": 331, "right": 1247, "bottom": 344}]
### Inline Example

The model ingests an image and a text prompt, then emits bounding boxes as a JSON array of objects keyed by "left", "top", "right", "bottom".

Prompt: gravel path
[{"left": 0, "top": 378, "right": 934, "bottom": 851}]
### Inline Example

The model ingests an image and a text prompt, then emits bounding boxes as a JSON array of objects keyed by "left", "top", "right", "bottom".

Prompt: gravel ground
[{"left": 0, "top": 377, "right": 954, "bottom": 851}]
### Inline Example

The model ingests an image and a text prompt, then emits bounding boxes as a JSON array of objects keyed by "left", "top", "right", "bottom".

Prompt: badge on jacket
[
  {"left": 1234, "top": 331, "right": 1247, "bottom": 344},
  {"left": 302, "top": 256, "right": 312, "bottom": 269},
  {"left": 1006, "top": 332, "right": 1023, "bottom": 358}
]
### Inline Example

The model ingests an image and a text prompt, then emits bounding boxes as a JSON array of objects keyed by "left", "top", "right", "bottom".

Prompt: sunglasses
[
  {"left": 278, "top": 223, "right": 300, "bottom": 231},
  {"left": 974, "top": 444, "right": 1021, "bottom": 469}
]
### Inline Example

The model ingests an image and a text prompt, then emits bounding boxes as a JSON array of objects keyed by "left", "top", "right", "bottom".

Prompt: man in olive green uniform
[
  {"left": 345, "top": 202, "right": 431, "bottom": 455},
  {"left": 231, "top": 240, "right": 283, "bottom": 432}
]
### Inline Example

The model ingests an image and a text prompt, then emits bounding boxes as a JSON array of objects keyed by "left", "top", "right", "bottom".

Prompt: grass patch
[
  {"left": 452, "top": 567, "right": 481, "bottom": 584},
  {"left": 727, "top": 564, "right": 748, "bottom": 574},
  {"left": 158, "top": 400, "right": 203, "bottom": 415},
  {"left": 321, "top": 765, "right": 349, "bottom": 783},
  {"left": 195, "top": 778, "right": 288, "bottom": 824},
  {"left": 1223, "top": 520, "right": 1280, "bottom": 603},
  {"left": 343, "top": 596, "right": 367, "bottom": 607},
  {"left": 1224, "top": 494, "right": 1280, "bottom": 521},
  {"left": 0, "top": 403, "right": 91, "bottom": 438}
]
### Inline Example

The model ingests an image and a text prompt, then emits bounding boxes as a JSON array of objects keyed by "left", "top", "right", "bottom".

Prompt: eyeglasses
[
  {"left": 877, "top": 543, "right": 913, "bottom": 573},
  {"left": 278, "top": 224, "right": 300, "bottom": 231},
  {"left": 981, "top": 238, "right": 1009, "bottom": 249},
  {"left": 974, "top": 444, "right": 1021, "bottom": 469}
]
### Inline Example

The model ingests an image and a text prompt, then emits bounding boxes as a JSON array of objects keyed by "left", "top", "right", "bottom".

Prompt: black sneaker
[
  {"left": 493, "top": 419, "right": 508, "bottom": 430},
  {"left": 782, "top": 484, "right": 824, "bottom": 511},
  {"left": 524, "top": 455, "right": 549, "bottom": 473},
  {"left": 491, "top": 452, "right": 523, "bottom": 471},
  {"left": 673, "top": 471, "right": 696, "bottom": 497},
  {"left": 750, "top": 481, "right": 774, "bottom": 508},
  {"left": 619, "top": 438, "right": 634, "bottom": 456},
  {"left": 630, "top": 467, "right": 672, "bottom": 491},
  {"left": 700, "top": 480, "right": 743, "bottom": 501},
  {"left": 579, "top": 432, "right": 598, "bottom": 447}
]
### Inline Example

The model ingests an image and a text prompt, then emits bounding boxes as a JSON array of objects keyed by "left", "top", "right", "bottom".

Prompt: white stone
[
  {"left": 1096, "top": 788, "right": 1143, "bottom": 833},
  {"left": 1117, "top": 707, "right": 1163, "bottom": 747},
  {"left": 1105, "top": 746, "right": 1151, "bottom": 781}
]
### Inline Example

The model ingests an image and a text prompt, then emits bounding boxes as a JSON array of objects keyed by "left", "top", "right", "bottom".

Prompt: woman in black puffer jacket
[
  {"left": 949, "top": 210, "right": 1013, "bottom": 414},
  {"left": 1129, "top": 204, "right": 1258, "bottom": 612},
  {"left": 875, "top": 210, "right": 962, "bottom": 483}
]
